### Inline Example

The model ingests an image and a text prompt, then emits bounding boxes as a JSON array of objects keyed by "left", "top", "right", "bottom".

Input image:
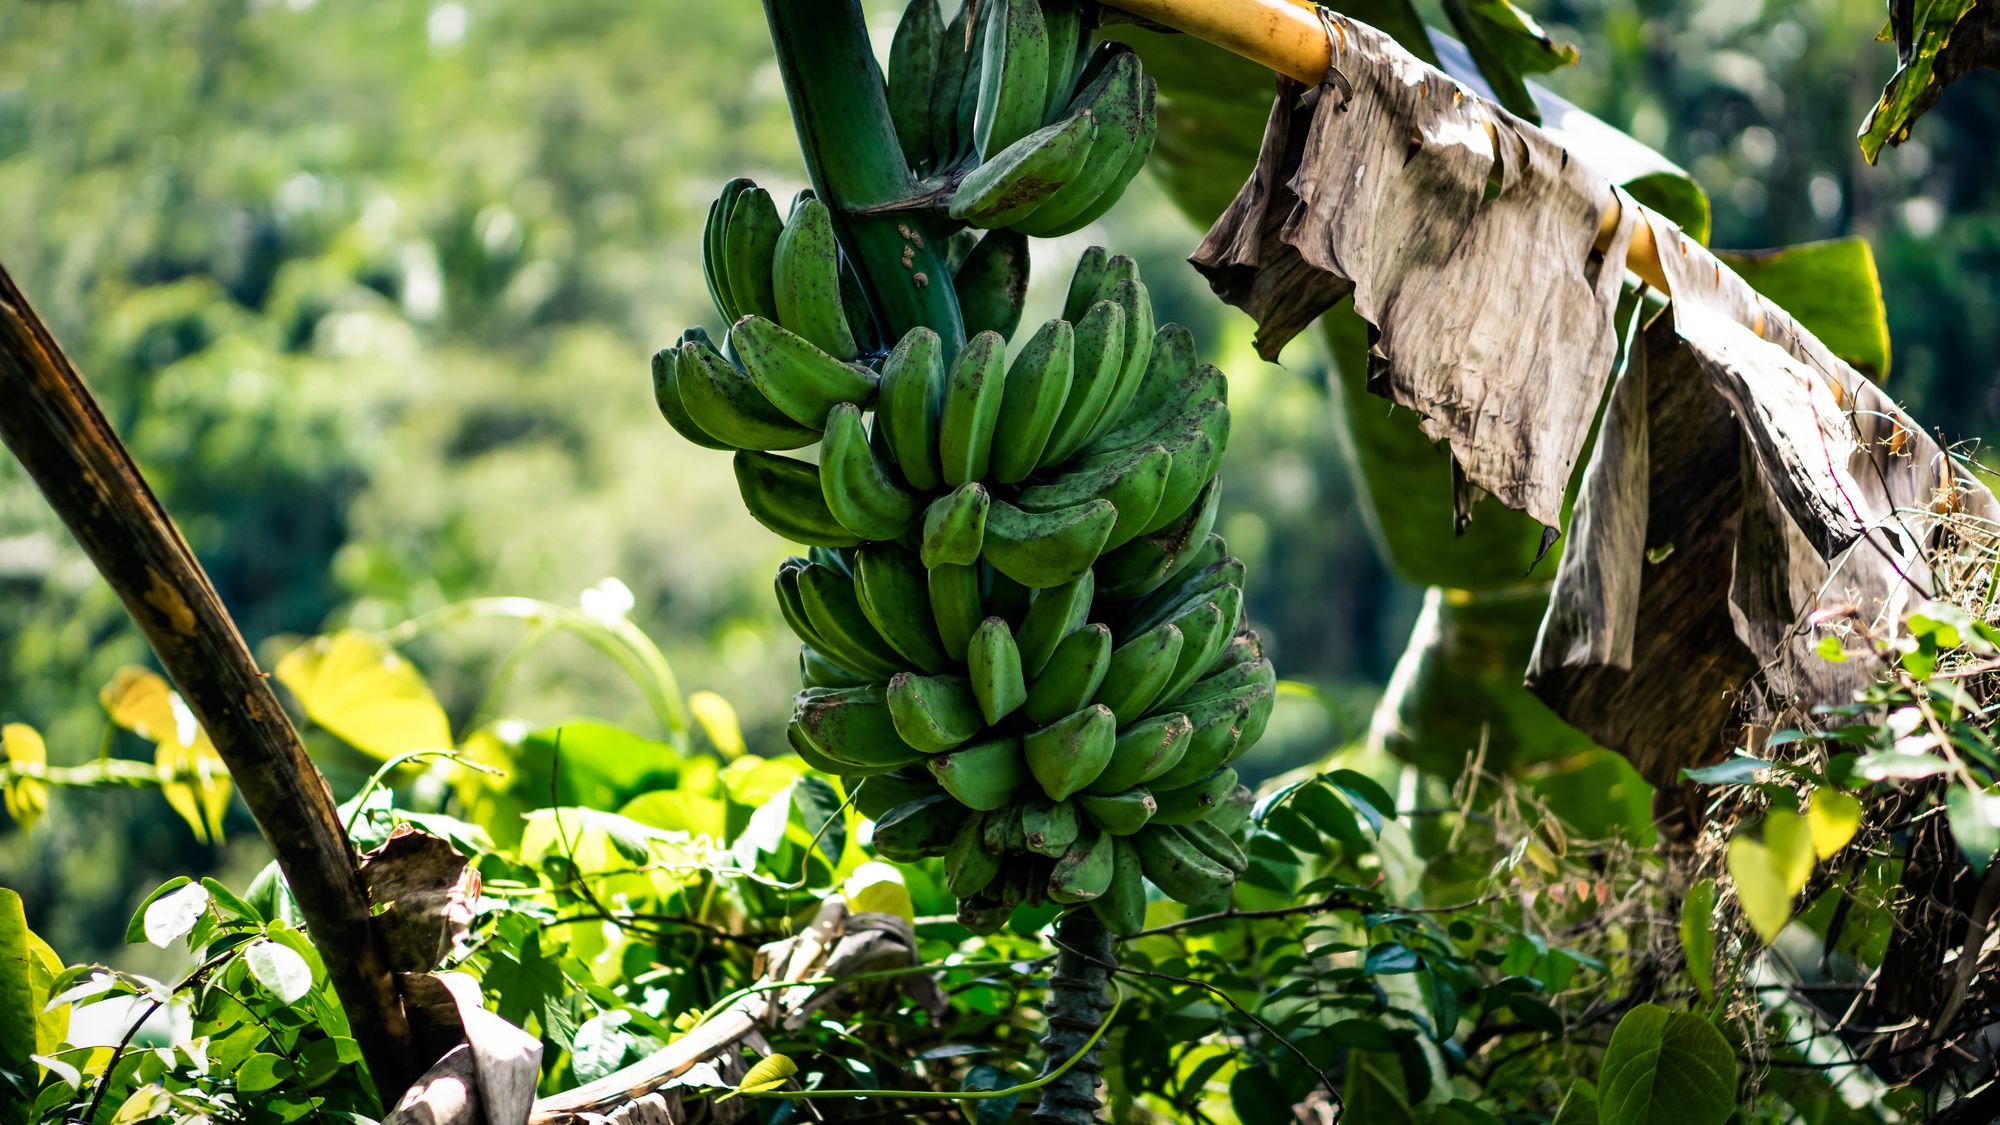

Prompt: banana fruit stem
[
  {"left": 762, "top": 0, "right": 967, "bottom": 351},
  {"left": 1034, "top": 909, "right": 1117, "bottom": 1123}
]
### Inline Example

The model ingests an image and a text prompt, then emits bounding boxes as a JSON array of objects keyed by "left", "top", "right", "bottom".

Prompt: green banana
[
  {"left": 888, "top": 0, "right": 944, "bottom": 171},
  {"left": 989, "top": 317, "right": 1075, "bottom": 484},
  {"left": 772, "top": 198, "right": 859, "bottom": 361},
  {"left": 1146, "top": 693, "right": 1253, "bottom": 791},
  {"left": 873, "top": 793, "right": 961, "bottom": 861},
  {"left": 820, "top": 402, "right": 920, "bottom": 540},
  {"left": 955, "top": 230, "right": 1029, "bottom": 343},
  {"left": 1057, "top": 73, "right": 1158, "bottom": 232},
  {"left": 1123, "top": 554, "right": 1246, "bottom": 641},
  {"left": 1048, "top": 826, "right": 1114, "bottom": 902},
  {"left": 929, "top": 0, "right": 973, "bottom": 166},
  {"left": 1023, "top": 623, "right": 1111, "bottom": 726},
  {"left": 792, "top": 685, "right": 925, "bottom": 771},
  {"left": 1149, "top": 587, "right": 1243, "bottom": 707},
  {"left": 852, "top": 543, "right": 951, "bottom": 673},
  {"left": 1179, "top": 655, "right": 1276, "bottom": 706},
  {"left": 981, "top": 563, "right": 1035, "bottom": 629},
  {"left": 1177, "top": 819, "right": 1248, "bottom": 876},
  {"left": 920, "top": 482, "right": 990, "bottom": 568},
  {"left": 790, "top": 720, "right": 899, "bottom": 778},
  {"left": 1083, "top": 279, "right": 1158, "bottom": 450},
  {"left": 650, "top": 346, "right": 732, "bottom": 451},
  {"left": 1090, "top": 835, "right": 1147, "bottom": 935},
  {"left": 946, "top": 815, "right": 1002, "bottom": 897},
  {"left": 777, "top": 559, "right": 830, "bottom": 647},
  {"left": 1078, "top": 788, "right": 1155, "bottom": 836},
  {"left": 723, "top": 186, "right": 783, "bottom": 323},
  {"left": 949, "top": 110, "right": 1097, "bottom": 228},
  {"left": 1130, "top": 399, "right": 1230, "bottom": 537},
  {"left": 877, "top": 327, "right": 945, "bottom": 491},
  {"left": 928, "top": 735, "right": 1029, "bottom": 811},
  {"left": 1209, "top": 784, "right": 1255, "bottom": 836},
  {"left": 1063, "top": 246, "right": 1110, "bottom": 323},
  {"left": 938, "top": 330, "right": 1007, "bottom": 487},
  {"left": 1017, "top": 442, "right": 1170, "bottom": 551},
  {"left": 984, "top": 800, "right": 1022, "bottom": 854},
  {"left": 837, "top": 253, "right": 881, "bottom": 354},
  {"left": 1038, "top": 299, "right": 1125, "bottom": 466},
  {"left": 973, "top": 0, "right": 1049, "bottom": 161},
  {"left": 1038, "top": 0, "right": 1082, "bottom": 125},
  {"left": 1021, "top": 795, "right": 1081, "bottom": 858},
  {"left": 1023, "top": 703, "right": 1116, "bottom": 801},
  {"left": 954, "top": 4, "right": 984, "bottom": 164},
  {"left": 982, "top": 497, "right": 1116, "bottom": 589},
  {"left": 928, "top": 561, "right": 985, "bottom": 663},
  {"left": 703, "top": 178, "right": 755, "bottom": 322},
  {"left": 800, "top": 645, "right": 869, "bottom": 689},
  {"left": 1013, "top": 571, "right": 1093, "bottom": 680},
  {"left": 1236, "top": 681, "right": 1276, "bottom": 754},
  {"left": 966, "top": 616, "right": 1027, "bottom": 724},
  {"left": 886, "top": 672, "right": 986, "bottom": 752},
  {"left": 1151, "top": 767, "right": 1239, "bottom": 827},
  {"left": 808, "top": 544, "right": 854, "bottom": 577},
  {"left": 1091, "top": 481, "right": 1221, "bottom": 600},
  {"left": 1093, "top": 621, "right": 1183, "bottom": 725},
  {"left": 852, "top": 769, "right": 944, "bottom": 819},
  {"left": 680, "top": 341, "right": 820, "bottom": 451},
  {"left": 958, "top": 896, "right": 1011, "bottom": 935},
  {"left": 1131, "top": 822, "right": 1233, "bottom": 904},
  {"left": 735, "top": 452, "right": 863, "bottom": 547},
  {"left": 798, "top": 562, "right": 910, "bottom": 678},
  {"left": 1086, "top": 711, "right": 1190, "bottom": 795},
  {"left": 1088, "top": 332, "right": 1225, "bottom": 457},
  {"left": 731, "top": 315, "right": 878, "bottom": 428},
  {"left": 1012, "top": 50, "right": 1144, "bottom": 238}
]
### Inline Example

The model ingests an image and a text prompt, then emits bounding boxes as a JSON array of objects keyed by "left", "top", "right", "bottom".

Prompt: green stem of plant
[
  {"left": 761, "top": 0, "right": 964, "bottom": 352},
  {"left": 1033, "top": 909, "right": 1117, "bottom": 1123},
  {"left": 0, "top": 758, "right": 160, "bottom": 787}
]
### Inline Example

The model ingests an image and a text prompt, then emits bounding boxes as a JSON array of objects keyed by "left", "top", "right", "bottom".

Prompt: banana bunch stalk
[
  {"left": 889, "top": 0, "right": 1160, "bottom": 238},
  {"left": 655, "top": 235, "right": 1270, "bottom": 936}
]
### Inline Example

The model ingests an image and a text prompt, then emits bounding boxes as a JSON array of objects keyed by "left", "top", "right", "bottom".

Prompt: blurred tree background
[{"left": 0, "top": 0, "right": 1994, "bottom": 969}]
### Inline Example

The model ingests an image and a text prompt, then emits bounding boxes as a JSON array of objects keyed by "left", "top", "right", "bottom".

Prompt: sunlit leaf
[
  {"left": 1679, "top": 753, "right": 1771, "bottom": 785},
  {"left": 2, "top": 723, "right": 49, "bottom": 833},
  {"left": 1807, "top": 789, "right": 1862, "bottom": 860},
  {"left": 1440, "top": 0, "right": 1578, "bottom": 122},
  {"left": 1679, "top": 879, "right": 1717, "bottom": 1003},
  {"left": 1763, "top": 810, "right": 1816, "bottom": 895},
  {"left": 1946, "top": 784, "right": 2000, "bottom": 872},
  {"left": 1726, "top": 834, "right": 1793, "bottom": 945},
  {"left": 235, "top": 1053, "right": 292, "bottom": 1094},
  {"left": 155, "top": 732, "right": 231, "bottom": 845},
  {"left": 1858, "top": 0, "right": 1996, "bottom": 162},
  {"left": 141, "top": 880, "right": 210, "bottom": 949},
  {"left": 844, "top": 861, "right": 914, "bottom": 922},
  {"left": 619, "top": 790, "right": 727, "bottom": 838},
  {"left": 0, "top": 889, "right": 35, "bottom": 1072},
  {"left": 688, "top": 691, "right": 745, "bottom": 759},
  {"left": 100, "top": 667, "right": 189, "bottom": 744},
  {"left": 275, "top": 631, "right": 453, "bottom": 760},
  {"left": 1597, "top": 1004, "right": 1735, "bottom": 1125},
  {"left": 245, "top": 940, "right": 314, "bottom": 1006},
  {"left": 736, "top": 1052, "right": 797, "bottom": 1095},
  {"left": 1855, "top": 749, "right": 1948, "bottom": 780}
]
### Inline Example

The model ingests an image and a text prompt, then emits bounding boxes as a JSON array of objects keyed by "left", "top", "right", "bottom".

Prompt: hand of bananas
[
  {"left": 655, "top": 215, "right": 1268, "bottom": 935},
  {"left": 892, "top": 0, "right": 1159, "bottom": 237}
]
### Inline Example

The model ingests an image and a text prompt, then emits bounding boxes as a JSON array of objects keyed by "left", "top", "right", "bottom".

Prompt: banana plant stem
[{"left": 762, "top": 0, "right": 966, "bottom": 352}]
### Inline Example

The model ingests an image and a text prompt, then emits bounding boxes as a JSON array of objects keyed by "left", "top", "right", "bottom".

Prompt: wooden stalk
[{"left": 0, "top": 263, "right": 421, "bottom": 1102}]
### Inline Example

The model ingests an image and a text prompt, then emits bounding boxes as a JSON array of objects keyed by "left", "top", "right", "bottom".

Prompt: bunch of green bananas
[
  {"left": 654, "top": 232, "right": 1269, "bottom": 935},
  {"left": 889, "top": 0, "right": 1160, "bottom": 237}
]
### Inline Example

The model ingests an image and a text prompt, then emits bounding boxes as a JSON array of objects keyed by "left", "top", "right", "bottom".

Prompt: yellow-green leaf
[
  {"left": 688, "top": 691, "right": 745, "bottom": 759},
  {"left": 156, "top": 734, "right": 231, "bottom": 845},
  {"left": 1762, "top": 809, "right": 1816, "bottom": 895},
  {"left": 736, "top": 1052, "right": 797, "bottom": 1095},
  {"left": 843, "top": 861, "right": 914, "bottom": 923},
  {"left": 100, "top": 667, "right": 187, "bottom": 744},
  {"left": 1679, "top": 879, "right": 1717, "bottom": 1003},
  {"left": 2, "top": 723, "right": 49, "bottom": 833},
  {"left": 1719, "top": 240, "right": 1891, "bottom": 379},
  {"left": 275, "top": 631, "right": 452, "bottom": 760},
  {"left": 1807, "top": 789, "right": 1862, "bottom": 860},
  {"left": 1726, "top": 836, "right": 1792, "bottom": 944}
]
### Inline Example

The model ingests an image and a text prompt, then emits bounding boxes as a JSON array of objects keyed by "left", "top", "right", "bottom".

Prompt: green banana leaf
[
  {"left": 1717, "top": 238, "right": 1893, "bottom": 380},
  {"left": 1438, "top": 0, "right": 1579, "bottom": 123},
  {"left": 1857, "top": 0, "right": 1999, "bottom": 163}
]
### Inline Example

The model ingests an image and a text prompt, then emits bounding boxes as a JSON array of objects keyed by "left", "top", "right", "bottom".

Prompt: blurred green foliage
[{"left": 1, "top": 0, "right": 1996, "bottom": 991}]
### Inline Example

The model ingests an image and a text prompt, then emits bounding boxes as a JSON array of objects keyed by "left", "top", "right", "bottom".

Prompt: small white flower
[{"left": 580, "top": 578, "right": 636, "bottom": 626}]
